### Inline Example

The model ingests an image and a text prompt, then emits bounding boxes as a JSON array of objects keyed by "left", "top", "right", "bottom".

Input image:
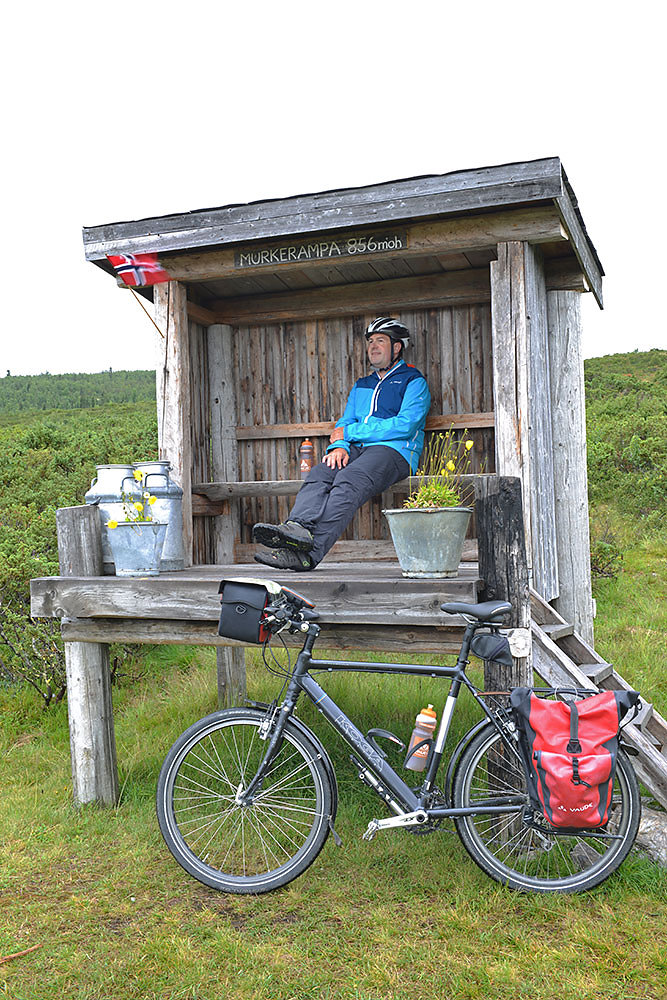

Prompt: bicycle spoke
[
  {"left": 453, "top": 725, "right": 639, "bottom": 892},
  {"left": 157, "top": 711, "right": 332, "bottom": 892}
]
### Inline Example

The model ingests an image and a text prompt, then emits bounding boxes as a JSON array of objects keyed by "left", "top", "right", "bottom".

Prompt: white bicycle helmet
[{"left": 365, "top": 317, "right": 410, "bottom": 351}]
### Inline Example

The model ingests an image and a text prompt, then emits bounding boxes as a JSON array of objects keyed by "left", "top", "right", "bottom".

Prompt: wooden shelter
[
  {"left": 30, "top": 157, "right": 667, "bottom": 810},
  {"left": 83, "top": 156, "right": 598, "bottom": 638}
]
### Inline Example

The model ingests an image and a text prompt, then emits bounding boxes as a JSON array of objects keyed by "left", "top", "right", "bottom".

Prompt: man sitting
[{"left": 252, "top": 317, "right": 431, "bottom": 571}]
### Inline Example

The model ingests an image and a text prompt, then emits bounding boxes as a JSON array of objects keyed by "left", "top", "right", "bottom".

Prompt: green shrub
[
  {"left": 589, "top": 521, "right": 624, "bottom": 580},
  {"left": 0, "top": 397, "right": 158, "bottom": 705},
  {"left": 585, "top": 350, "right": 667, "bottom": 523}
]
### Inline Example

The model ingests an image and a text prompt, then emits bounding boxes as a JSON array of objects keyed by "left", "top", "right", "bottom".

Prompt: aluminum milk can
[
  {"left": 85, "top": 464, "right": 141, "bottom": 574},
  {"left": 133, "top": 461, "right": 184, "bottom": 571}
]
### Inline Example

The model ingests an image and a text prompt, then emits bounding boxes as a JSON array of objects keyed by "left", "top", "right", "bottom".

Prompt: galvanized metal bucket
[
  {"left": 106, "top": 521, "right": 168, "bottom": 577},
  {"left": 383, "top": 506, "right": 472, "bottom": 578},
  {"left": 133, "top": 461, "right": 184, "bottom": 571},
  {"left": 85, "top": 464, "right": 141, "bottom": 574}
]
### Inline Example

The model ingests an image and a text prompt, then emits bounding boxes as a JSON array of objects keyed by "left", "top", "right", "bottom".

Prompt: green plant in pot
[
  {"left": 106, "top": 469, "right": 168, "bottom": 577},
  {"left": 384, "top": 429, "right": 475, "bottom": 578}
]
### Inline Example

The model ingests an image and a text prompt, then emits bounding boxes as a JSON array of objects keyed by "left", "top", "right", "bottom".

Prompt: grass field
[
  {"left": 1, "top": 350, "right": 666, "bottom": 998},
  {"left": 2, "top": 534, "right": 667, "bottom": 1000}
]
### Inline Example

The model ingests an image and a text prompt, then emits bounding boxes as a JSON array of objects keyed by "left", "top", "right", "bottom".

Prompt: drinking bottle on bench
[
  {"left": 405, "top": 704, "right": 437, "bottom": 771},
  {"left": 299, "top": 439, "right": 314, "bottom": 479}
]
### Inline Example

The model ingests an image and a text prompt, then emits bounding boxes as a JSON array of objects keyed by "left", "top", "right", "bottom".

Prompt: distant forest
[{"left": 0, "top": 370, "right": 155, "bottom": 414}]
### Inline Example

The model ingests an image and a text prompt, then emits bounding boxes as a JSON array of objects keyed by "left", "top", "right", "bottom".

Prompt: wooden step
[
  {"left": 643, "top": 714, "right": 667, "bottom": 754},
  {"left": 640, "top": 727, "right": 664, "bottom": 749},
  {"left": 632, "top": 699, "right": 654, "bottom": 729},
  {"left": 578, "top": 661, "right": 613, "bottom": 684},
  {"left": 542, "top": 622, "right": 575, "bottom": 641}
]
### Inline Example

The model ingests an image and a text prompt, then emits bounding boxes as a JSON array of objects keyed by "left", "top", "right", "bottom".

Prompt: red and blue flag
[{"left": 107, "top": 253, "right": 171, "bottom": 287}]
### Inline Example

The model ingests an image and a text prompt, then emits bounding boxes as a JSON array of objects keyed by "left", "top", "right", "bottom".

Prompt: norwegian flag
[{"left": 107, "top": 253, "right": 171, "bottom": 287}]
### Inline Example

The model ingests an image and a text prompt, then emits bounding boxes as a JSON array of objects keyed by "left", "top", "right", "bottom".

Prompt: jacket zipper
[{"left": 363, "top": 360, "right": 403, "bottom": 423}]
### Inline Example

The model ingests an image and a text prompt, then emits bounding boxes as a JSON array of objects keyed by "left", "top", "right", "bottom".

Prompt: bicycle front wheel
[
  {"left": 157, "top": 708, "right": 334, "bottom": 894},
  {"left": 452, "top": 724, "right": 640, "bottom": 893}
]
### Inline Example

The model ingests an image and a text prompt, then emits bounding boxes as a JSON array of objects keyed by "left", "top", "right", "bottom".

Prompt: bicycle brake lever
[{"left": 299, "top": 609, "right": 320, "bottom": 621}]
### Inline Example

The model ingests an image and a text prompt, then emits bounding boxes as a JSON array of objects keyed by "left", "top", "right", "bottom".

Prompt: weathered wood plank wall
[{"left": 208, "top": 305, "right": 495, "bottom": 552}]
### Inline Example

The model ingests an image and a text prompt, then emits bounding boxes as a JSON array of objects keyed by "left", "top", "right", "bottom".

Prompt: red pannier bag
[{"left": 510, "top": 687, "right": 639, "bottom": 829}]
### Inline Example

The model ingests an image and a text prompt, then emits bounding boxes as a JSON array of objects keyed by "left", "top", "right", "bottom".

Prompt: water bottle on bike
[{"left": 405, "top": 704, "right": 437, "bottom": 771}]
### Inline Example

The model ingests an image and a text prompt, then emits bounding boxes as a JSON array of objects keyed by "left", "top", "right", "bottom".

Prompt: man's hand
[
  {"left": 324, "top": 448, "right": 349, "bottom": 469},
  {"left": 329, "top": 426, "right": 345, "bottom": 444}
]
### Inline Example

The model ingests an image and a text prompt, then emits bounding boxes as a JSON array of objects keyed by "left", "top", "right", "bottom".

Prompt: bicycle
[{"left": 156, "top": 582, "right": 640, "bottom": 895}]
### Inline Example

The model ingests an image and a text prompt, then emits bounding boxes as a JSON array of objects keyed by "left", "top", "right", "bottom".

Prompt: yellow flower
[
  {"left": 107, "top": 520, "right": 118, "bottom": 529},
  {"left": 446, "top": 460, "right": 456, "bottom": 472},
  {"left": 134, "top": 502, "right": 144, "bottom": 512},
  {"left": 133, "top": 469, "right": 143, "bottom": 481},
  {"left": 148, "top": 496, "right": 157, "bottom": 505},
  {"left": 465, "top": 440, "right": 474, "bottom": 451}
]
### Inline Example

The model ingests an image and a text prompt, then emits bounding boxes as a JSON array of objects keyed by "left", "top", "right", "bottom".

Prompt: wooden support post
[
  {"left": 490, "top": 243, "right": 533, "bottom": 584},
  {"left": 217, "top": 646, "right": 247, "bottom": 709},
  {"left": 56, "top": 506, "right": 119, "bottom": 806},
  {"left": 491, "top": 242, "right": 561, "bottom": 602},
  {"left": 547, "top": 291, "right": 594, "bottom": 644},
  {"left": 475, "top": 477, "right": 532, "bottom": 694},
  {"left": 154, "top": 281, "right": 193, "bottom": 566},
  {"left": 524, "top": 245, "right": 559, "bottom": 602},
  {"left": 188, "top": 318, "right": 213, "bottom": 566},
  {"left": 208, "top": 323, "right": 240, "bottom": 563},
  {"left": 208, "top": 323, "right": 246, "bottom": 706}
]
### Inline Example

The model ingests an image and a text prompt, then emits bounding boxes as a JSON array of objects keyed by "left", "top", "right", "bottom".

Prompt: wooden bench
[{"left": 193, "top": 412, "right": 494, "bottom": 564}]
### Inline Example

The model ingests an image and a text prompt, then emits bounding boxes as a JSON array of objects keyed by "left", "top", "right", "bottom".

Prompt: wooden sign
[{"left": 234, "top": 231, "right": 408, "bottom": 269}]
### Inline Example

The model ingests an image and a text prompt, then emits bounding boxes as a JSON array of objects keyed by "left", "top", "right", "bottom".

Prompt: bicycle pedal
[{"left": 363, "top": 819, "right": 380, "bottom": 842}]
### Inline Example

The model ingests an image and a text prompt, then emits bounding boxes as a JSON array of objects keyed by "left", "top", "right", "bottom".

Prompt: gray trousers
[{"left": 289, "top": 444, "right": 410, "bottom": 565}]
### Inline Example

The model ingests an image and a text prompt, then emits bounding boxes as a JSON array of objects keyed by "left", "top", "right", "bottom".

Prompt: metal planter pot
[
  {"left": 106, "top": 521, "right": 168, "bottom": 578},
  {"left": 133, "top": 461, "right": 184, "bottom": 571},
  {"left": 85, "top": 464, "right": 140, "bottom": 574},
  {"left": 383, "top": 506, "right": 472, "bottom": 578}
]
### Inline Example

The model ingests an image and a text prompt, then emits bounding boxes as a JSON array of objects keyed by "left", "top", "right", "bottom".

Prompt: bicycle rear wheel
[
  {"left": 452, "top": 724, "right": 640, "bottom": 892},
  {"left": 157, "top": 708, "right": 334, "bottom": 894}
]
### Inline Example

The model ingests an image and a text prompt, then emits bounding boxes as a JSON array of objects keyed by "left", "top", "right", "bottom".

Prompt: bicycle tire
[
  {"left": 157, "top": 708, "right": 334, "bottom": 894},
  {"left": 452, "top": 723, "right": 640, "bottom": 893}
]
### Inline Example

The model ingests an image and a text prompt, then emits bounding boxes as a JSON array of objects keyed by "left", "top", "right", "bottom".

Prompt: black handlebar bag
[
  {"left": 510, "top": 687, "right": 639, "bottom": 829},
  {"left": 217, "top": 579, "right": 272, "bottom": 644}
]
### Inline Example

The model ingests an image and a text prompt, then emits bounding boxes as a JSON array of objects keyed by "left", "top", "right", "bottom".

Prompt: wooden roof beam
[
  {"left": 206, "top": 269, "right": 492, "bottom": 325},
  {"left": 162, "top": 208, "right": 567, "bottom": 284},
  {"left": 186, "top": 256, "right": 586, "bottom": 327}
]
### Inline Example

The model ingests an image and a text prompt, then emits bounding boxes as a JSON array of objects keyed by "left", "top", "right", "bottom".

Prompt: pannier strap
[
  {"left": 566, "top": 701, "right": 582, "bottom": 755},
  {"left": 565, "top": 701, "right": 592, "bottom": 787},
  {"left": 571, "top": 758, "right": 592, "bottom": 788}
]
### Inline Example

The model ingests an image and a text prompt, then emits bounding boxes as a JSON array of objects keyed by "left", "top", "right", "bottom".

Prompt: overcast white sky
[{"left": 2, "top": 1, "right": 664, "bottom": 376}]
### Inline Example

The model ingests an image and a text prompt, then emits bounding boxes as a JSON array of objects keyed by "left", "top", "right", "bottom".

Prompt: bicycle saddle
[{"left": 440, "top": 600, "right": 511, "bottom": 622}]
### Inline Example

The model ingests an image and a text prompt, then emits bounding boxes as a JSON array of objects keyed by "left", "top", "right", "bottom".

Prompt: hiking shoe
[
  {"left": 254, "top": 547, "right": 313, "bottom": 572},
  {"left": 252, "top": 520, "right": 314, "bottom": 552}
]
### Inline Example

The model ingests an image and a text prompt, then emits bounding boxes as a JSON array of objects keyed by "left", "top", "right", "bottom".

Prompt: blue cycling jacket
[{"left": 327, "top": 360, "right": 431, "bottom": 472}]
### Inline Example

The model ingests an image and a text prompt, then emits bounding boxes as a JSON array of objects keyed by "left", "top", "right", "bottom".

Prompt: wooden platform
[{"left": 30, "top": 560, "right": 482, "bottom": 654}]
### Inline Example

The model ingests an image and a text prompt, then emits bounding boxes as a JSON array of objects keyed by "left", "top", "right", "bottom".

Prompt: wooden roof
[{"left": 83, "top": 157, "right": 603, "bottom": 306}]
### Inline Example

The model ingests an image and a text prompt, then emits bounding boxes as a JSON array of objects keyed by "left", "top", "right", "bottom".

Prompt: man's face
[{"left": 367, "top": 333, "right": 399, "bottom": 371}]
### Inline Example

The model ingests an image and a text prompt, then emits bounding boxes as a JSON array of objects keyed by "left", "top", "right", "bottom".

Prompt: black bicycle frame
[{"left": 241, "top": 620, "right": 524, "bottom": 820}]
